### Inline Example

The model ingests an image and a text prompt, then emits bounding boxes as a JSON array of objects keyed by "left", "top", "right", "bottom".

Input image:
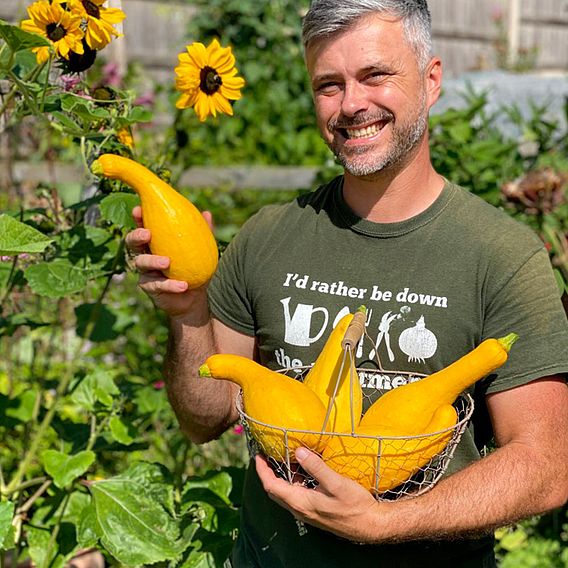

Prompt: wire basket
[
  {"left": 238, "top": 385, "right": 473, "bottom": 501},
  {"left": 237, "top": 309, "right": 475, "bottom": 503}
]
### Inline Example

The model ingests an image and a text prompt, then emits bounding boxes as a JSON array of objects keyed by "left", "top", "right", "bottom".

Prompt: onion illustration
[{"left": 398, "top": 316, "right": 438, "bottom": 363}]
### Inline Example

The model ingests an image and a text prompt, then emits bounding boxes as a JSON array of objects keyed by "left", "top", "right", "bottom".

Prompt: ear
[{"left": 424, "top": 57, "right": 443, "bottom": 109}]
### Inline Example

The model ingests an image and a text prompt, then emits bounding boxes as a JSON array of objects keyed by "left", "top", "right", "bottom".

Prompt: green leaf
[
  {"left": 99, "top": 193, "right": 140, "bottom": 230},
  {"left": 0, "top": 214, "right": 54, "bottom": 256},
  {"left": 113, "top": 462, "right": 175, "bottom": 515},
  {"left": 76, "top": 504, "right": 100, "bottom": 549},
  {"left": 71, "top": 369, "right": 120, "bottom": 411},
  {"left": 27, "top": 526, "right": 64, "bottom": 568},
  {"left": 75, "top": 303, "right": 119, "bottom": 342},
  {"left": 0, "top": 19, "right": 51, "bottom": 53},
  {"left": 60, "top": 94, "right": 111, "bottom": 121},
  {"left": 42, "top": 449, "right": 96, "bottom": 489},
  {"left": 5, "top": 389, "right": 38, "bottom": 422},
  {"left": 89, "top": 478, "right": 186, "bottom": 565},
  {"left": 24, "top": 258, "right": 90, "bottom": 297},
  {"left": 108, "top": 416, "right": 135, "bottom": 445},
  {"left": 0, "top": 501, "right": 15, "bottom": 551}
]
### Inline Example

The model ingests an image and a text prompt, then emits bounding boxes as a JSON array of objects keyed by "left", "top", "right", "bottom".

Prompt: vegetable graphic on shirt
[{"left": 398, "top": 315, "right": 438, "bottom": 363}]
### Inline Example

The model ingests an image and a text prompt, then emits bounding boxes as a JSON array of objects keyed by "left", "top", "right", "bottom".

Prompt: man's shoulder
[{"left": 447, "top": 182, "right": 543, "bottom": 250}]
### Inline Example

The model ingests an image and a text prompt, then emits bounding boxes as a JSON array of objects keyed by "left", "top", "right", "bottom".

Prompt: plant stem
[
  {"left": 42, "top": 491, "right": 70, "bottom": 568},
  {"left": 15, "top": 480, "right": 52, "bottom": 516},
  {"left": 0, "top": 255, "right": 19, "bottom": 306}
]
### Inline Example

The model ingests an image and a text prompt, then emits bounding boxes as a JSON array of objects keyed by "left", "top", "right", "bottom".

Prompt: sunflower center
[
  {"left": 199, "top": 66, "right": 222, "bottom": 95},
  {"left": 82, "top": 0, "right": 101, "bottom": 18},
  {"left": 46, "top": 23, "right": 67, "bottom": 41}
]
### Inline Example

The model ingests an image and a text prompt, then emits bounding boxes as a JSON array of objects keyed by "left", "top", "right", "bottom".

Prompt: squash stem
[
  {"left": 498, "top": 333, "right": 519, "bottom": 353},
  {"left": 199, "top": 364, "right": 211, "bottom": 377}
]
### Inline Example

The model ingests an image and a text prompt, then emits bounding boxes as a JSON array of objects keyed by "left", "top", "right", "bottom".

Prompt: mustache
[{"left": 328, "top": 111, "right": 394, "bottom": 130}]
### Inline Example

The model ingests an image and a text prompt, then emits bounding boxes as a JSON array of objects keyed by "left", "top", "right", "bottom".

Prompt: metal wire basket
[{"left": 237, "top": 309, "right": 474, "bottom": 503}]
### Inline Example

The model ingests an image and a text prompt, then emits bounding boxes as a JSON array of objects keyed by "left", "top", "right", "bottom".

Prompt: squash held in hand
[{"left": 91, "top": 154, "right": 218, "bottom": 288}]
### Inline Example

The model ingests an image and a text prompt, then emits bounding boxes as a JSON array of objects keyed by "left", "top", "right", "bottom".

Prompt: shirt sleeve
[
  {"left": 481, "top": 247, "right": 568, "bottom": 393},
  {"left": 207, "top": 217, "right": 257, "bottom": 337}
]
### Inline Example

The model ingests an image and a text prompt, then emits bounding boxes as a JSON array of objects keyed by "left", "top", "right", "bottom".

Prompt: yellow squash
[
  {"left": 322, "top": 404, "right": 457, "bottom": 493},
  {"left": 91, "top": 154, "right": 218, "bottom": 288},
  {"left": 199, "top": 354, "right": 327, "bottom": 460},
  {"left": 359, "top": 333, "right": 518, "bottom": 434},
  {"left": 302, "top": 309, "right": 364, "bottom": 433}
]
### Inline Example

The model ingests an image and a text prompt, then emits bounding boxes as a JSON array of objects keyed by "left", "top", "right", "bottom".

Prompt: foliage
[
  {"left": 0, "top": 17, "right": 247, "bottom": 568},
  {"left": 167, "top": 0, "right": 330, "bottom": 168}
]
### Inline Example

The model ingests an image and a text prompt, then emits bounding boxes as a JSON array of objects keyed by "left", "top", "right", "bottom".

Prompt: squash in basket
[
  {"left": 360, "top": 334, "right": 518, "bottom": 434},
  {"left": 322, "top": 404, "right": 457, "bottom": 493},
  {"left": 91, "top": 154, "right": 218, "bottom": 288},
  {"left": 303, "top": 308, "right": 364, "bottom": 433},
  {"left": 199, "top": 354, "right": 327, "bottom": 460}
]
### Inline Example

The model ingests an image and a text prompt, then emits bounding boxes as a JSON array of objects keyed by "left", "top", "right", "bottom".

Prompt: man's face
[{"left": 306, "top": 14, "right": 438, "bottom": 178}]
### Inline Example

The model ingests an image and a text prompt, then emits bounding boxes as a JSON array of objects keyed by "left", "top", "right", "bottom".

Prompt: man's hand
[
  {"left": 125, "top": 206, "right": 214, "bottom": 318},
  {"left": 255, "top": 447, "right": 383, "bottom": 543}
]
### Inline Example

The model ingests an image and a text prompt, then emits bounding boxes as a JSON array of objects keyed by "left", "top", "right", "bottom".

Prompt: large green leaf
[
  {"left": 113, "top": 461, "right": 175, "bottom": 515},
  {"left": 26, "top": 526, "right": 64, "bottom": 568},
  {"left": 108, "top": 416, "right": 136, "bottom": 445},
  {"left": 0, "top": 19, "right": 50, "bottom": 53},
  {"left": 42, "top": 449, "right": 96, "bottom": 489},
  {"left": 89, "top": 478, "right": 187, "bottom": 565},
  {"left": 24, "top": 258, "right": 90, "bottom": 297},
  {"left": 0, "top": 214, "right": 53, "bottom": 256},
  {"left": 71, "top": 369, "right": 120, "bottom": 411},
  {"left": 75, "top": 302, "right": 119, "bottom": 342},
  {"left": 0, "top": 501, "right": 15, "bottom": 551},
  {"left": 99, "top": 193, "right": 140, "bottom": 230}
]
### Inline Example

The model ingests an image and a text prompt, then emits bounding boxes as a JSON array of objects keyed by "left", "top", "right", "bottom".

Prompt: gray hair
[{"left": 302, "top": 0, "right": 433, "bottom": 69}]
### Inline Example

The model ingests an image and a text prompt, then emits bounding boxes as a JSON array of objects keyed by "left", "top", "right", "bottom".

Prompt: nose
[{"left": 341, "top": 82, "right": 370, "bottom": 117}]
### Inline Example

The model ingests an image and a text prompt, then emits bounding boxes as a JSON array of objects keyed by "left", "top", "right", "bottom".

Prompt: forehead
[{"left": 305, "top": 13, "right": 415, "bottom": 77}]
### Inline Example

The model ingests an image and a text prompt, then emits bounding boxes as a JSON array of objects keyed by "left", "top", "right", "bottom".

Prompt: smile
[{"left": 343, "top": 121, "right": 386, "bottom": 140}]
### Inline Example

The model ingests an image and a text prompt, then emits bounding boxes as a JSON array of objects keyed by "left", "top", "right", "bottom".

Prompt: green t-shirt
[{"left": 208, "top": 177, "right": 568, "bottom": 567}]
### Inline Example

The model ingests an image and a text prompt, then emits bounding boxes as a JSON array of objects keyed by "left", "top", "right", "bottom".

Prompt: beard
[{"left": 325, "top": 93, "right": 429, "bottom": 178}]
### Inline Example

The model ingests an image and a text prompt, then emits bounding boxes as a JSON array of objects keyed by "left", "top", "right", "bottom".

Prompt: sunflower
[
  {"left": 174, "top": 39, "right": 245, "bottom": 122},
  {"left": 70, "top": 0, "right": 125, "bottom": 50},
  {"left": 21, "top": 0, "right": 85, "bottom": 64}
]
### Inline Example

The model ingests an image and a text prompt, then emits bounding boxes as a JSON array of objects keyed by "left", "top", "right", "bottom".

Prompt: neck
[{"left": 341, "top": 139, "right": 445, "bottom": 223}]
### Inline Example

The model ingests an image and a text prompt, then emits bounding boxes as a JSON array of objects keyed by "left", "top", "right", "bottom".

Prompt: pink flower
[
  {"left": 491, "top": 6, "right": 504, "bottom": 22},
  {"left": 153, "top": 380, "right": 165, "bottom": 390},
  {"left": 134, "top": 91, "right": 155, "bottom": 108},
  {"left": 102, "top": 62, "right": 123, "bottom": 87},
  {"left": 233, "top": 424, "right": 244, "bottom": 435}
]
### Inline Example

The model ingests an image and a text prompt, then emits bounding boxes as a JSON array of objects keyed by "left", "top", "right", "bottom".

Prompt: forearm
[
  {"left": 370, "top": 441, "right": 566, "bottom": 543},
  {"left": 163, "top": 294, "right": 238, "bottom": 443}
]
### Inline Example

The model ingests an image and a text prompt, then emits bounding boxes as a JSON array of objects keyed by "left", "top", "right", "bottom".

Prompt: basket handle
[{"left": 341, "top": 306, "right": 367, "bottom": 350}]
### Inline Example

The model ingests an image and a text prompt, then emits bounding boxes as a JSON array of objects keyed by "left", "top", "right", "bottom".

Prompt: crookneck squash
[{"left": 91, "top": 154, "right": 218, "bottom": 288}]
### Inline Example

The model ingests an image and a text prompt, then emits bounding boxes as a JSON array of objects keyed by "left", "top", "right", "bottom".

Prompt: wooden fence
[{"left": 1, "top": 0, "right": 568, "bottom": 78}]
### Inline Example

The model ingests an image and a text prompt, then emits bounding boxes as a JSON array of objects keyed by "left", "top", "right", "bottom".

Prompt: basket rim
[{"left": 235, "top": 390, "right": 474, "bottom": 441}]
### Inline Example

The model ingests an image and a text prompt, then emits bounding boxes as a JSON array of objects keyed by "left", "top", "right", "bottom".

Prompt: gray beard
[{"left": 329, "top": 107, "right": 429, "bottom": 178}]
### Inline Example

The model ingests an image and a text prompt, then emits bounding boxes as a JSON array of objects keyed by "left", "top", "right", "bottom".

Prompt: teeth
[{"left": 345, "top": 123, "right": 382, "bottom": 139}]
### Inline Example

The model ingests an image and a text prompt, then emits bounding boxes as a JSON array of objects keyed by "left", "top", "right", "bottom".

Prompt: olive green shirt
[{"left": 208, "top": 177, "right": 568, "bottom": 567}]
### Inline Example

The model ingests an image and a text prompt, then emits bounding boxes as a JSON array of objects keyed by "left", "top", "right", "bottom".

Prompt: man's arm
[
  {"left": 126, "top": 207, "right": 255, "bottom": 444},
  {"left": 164, "top": 310, "right": 255, "bottom": 443},
  {"left": 256, "top": 376, "right": 568, "bottom": 544}
]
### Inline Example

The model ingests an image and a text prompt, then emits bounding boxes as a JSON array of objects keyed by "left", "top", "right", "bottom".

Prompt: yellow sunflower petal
[
  {"left": 212, "top": 92, "right": 234, "bottom": 116},
  {"left": 100, "top": 7, "right": 126, "bottom": 24},
  {"left": 194, "top": 92, "right": 212, "bottom": 122},
  {"left": 33, "top": 46, "right": 51, "bottom": 64},
  {"left": 186, "top": 42, "right": 208, "bottom": 70}
]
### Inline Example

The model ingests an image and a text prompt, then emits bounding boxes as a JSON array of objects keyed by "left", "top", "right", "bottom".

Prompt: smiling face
[{"left": 306, "top": 13, "right": 440, "bottom": 179}]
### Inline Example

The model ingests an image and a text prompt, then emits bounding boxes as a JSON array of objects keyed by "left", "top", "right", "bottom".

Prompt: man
[{"left": 126, "top": 1, "right": 568, "bottom": 566}]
